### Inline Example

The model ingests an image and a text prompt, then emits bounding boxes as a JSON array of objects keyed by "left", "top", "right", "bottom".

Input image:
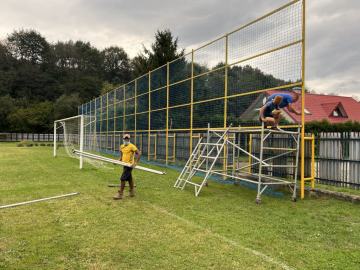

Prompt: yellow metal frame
[
  {"left": 123, "top": 86, "right": 126, "bottom": 136},
  {"left": 134, "top": 79, "right": 137, "bottom": 145},
  {"left": 81, "top": 0, "right": 307, "bottom": 198},
  {"left": 148, "top": 134, "right": 157, "bottom": 160},
  {"left": 304, "top": 134, "right": 315, "bottom": 189},
  {"left": 100, "top": 95, "right": 102, "bottom": 150},
  {"left": 137, "top": 133, "right": 143, "bottom": 153},
  {"left": 106, "top": 92, "right": 109, "bottom": 150},
  {"left": 248, "top": 134, "right": 253, "bottom": 173},
  {"left": 300, "top": 0, "right": 306, "bottom": 199},
  {"left": 113, "top": 87, "right": 116, "bottom": 151},
  {"left": 148, "top": 71, "right": 151, "bottom": 161},
  {"left": 189, "top": 49, "right": 194, "bottom": 156},
  {"left": 223, "top": 34, "right": 229, "bottom": 174},
  {"left": 168, "top": 133, "right": 176, "bottom": 162},
  {"left": 166, "top": 63, "right": 170, "bottom": 164}
]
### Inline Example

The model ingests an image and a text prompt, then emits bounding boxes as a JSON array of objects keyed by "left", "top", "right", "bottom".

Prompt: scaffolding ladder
[{"left": 174, "top": 126, "right": 231, "bottom": 196}]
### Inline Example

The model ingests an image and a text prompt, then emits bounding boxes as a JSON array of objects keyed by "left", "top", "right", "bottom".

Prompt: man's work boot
[
  {"left": 113, "top": 191, "right": 123, "bottom": 200},
  {"left": 129, "top": 189, "right": 135, "bottom": 197}
]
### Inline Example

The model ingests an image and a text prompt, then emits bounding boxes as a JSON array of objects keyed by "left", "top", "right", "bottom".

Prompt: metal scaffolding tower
[{"left": 174, "top": 123, "right": 301, "bottom": 203}]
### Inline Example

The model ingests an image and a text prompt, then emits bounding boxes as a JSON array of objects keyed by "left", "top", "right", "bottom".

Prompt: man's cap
[{"left": 123, "top": 134, "right": 130, "bottom": 139}]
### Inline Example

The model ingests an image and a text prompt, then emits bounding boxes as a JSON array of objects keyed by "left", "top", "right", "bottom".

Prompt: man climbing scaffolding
[{"left": 259, "top": 88, "right": 302, "bottom": 129}]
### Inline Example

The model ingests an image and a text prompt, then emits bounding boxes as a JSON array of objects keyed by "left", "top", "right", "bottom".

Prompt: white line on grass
[{"left": 143, "top": 201, "right": 295, "bottom": 270}]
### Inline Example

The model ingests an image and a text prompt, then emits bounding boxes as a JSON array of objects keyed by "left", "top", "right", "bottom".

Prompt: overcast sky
[{"left": 0, "top": 0, "right": 359, "bottom": 97}]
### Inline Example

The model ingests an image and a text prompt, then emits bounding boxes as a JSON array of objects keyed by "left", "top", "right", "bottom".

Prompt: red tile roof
[
  {"left": 321, "top": 102, "right": 339, "bottom": 116},
  {"left": 266, "top": 91, "right": 360, "bottom": 123}
]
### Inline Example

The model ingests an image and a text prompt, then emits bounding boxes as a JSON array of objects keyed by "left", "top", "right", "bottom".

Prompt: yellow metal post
[
  {"left": 148, "top": 72, "right": 151, "bottom": 161},
  {"left": 173, "top": 133, "right": 176, "bottom": 162},
  {"left": 190, "top": 49, "right": 194, "bottom": 156},
  {"left": 224, "top": 34, "right": 228, "bottom": 128},
  {"left": 113, "top": 89, "right": 116, "bottom": 151},
  {"left": 123, "top": 86, "right": 126, "bottom": 138},
  {"left": 223, "top": 34, "right": 229, "bottom": 174},
  {"left": 100, "top": 95, "right": 102, "bottom": 150},
  {"left": 248, "top": 134, "right": 253, "bottom": 173},
  {"left": 166, "top": 63, "right": 169, "bottom": 165},
  {"left": 311, "top": 133, "right": 315, "bottom": 189},
  {"left": 93, "top": 98, "right": 97, "bottom": 148},
  {"left": 139, "top": 133, "right": 143, "bottom": 152},
  {"left": 134, "top": 80, "right": 137, "bottom": 145},
  {"left": 106, "top": 92, "right": 109, "bottom": 150},
  {"left": 300, "top": 0, "right": 306, "bottom": 199},
  {"left": 155, "top": 134, "right": 157, "bottom": 160}
]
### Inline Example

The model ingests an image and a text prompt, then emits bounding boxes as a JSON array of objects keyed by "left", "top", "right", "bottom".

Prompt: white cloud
[{"left": 0, "top": 0, "right": 359, "bottom": 97}]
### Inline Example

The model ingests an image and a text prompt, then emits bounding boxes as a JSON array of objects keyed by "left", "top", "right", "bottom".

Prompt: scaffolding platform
[{"left": 174, "top": 123, "right": 301, "bottom": 203}]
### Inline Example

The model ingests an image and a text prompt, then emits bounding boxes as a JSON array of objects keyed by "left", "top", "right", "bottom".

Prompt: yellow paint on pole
[{"left": 300, "top": 0, "right": 306, "bottom": 199}]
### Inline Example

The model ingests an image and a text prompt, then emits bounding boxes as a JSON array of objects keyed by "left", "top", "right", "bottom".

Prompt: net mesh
[
  {"left": 56, "top": 115, "right": 106, "bottom": 167},
  {"left": 77, "top": 0, "right": 305, "bottom": 166}
]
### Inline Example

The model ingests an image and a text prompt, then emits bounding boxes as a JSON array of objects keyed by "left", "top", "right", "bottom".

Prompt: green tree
[
  {"left": 7, "top": 29, "right": 50, "bottom": 64},
  {"left": 131, "top": 52, "right": 150, "bottom": 78},
  {"left": 0, "top": 95, "right": 16, "bottom": 131},
  {"left": 0, "top": 41, "right": 16, "bottom": 96},
  {"left": 73, "top": 41, "right": 102, "bottom": 74},
  {"left": 8, "top": 101, "right": 54, "bottom": 132},
  {"left": 54, "top": 93, "right": 81, "bottom": 120},
  {"left": 101, "top": 81, "right": 119, "bottom": 95},
  {"left": 131, "top": 29, "right": 184, "bottom": 77},
  {"left": 102, "top": 46, "right": 131, "bottom": 84},
  {"left": 10, "top": 63, "right": 60, "bottom": 101},
  {"left": 148, "top": 29, "right": 184, "bottom": 69}
]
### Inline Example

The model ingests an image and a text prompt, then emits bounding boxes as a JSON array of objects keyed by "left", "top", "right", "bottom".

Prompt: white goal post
[
  {"left": 53, "top": 114, "right": 165, "bottom": 175},
  {"left": 54, "top": 115, "right": 88, "bottom": 169}
]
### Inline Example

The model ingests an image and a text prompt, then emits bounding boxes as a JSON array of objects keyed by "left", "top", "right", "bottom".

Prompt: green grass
[{"left": 1, "top": 143, "right": 359, "bottom": 270}]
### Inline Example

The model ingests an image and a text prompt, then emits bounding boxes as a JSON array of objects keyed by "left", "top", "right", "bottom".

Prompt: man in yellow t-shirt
[{"left": 113, "top": 134, "right": 141, "bottom": 200}]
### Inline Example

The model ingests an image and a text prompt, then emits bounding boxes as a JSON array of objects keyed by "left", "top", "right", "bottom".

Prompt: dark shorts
[
  {"left": 259, "top": 111, "right": 274, "bottom": 122},
  {"left": 263, "top": 110, "right": 274, "bottom": 118},
  {"left": 120, "top": 166, "right": 133, "bottom": 181}
]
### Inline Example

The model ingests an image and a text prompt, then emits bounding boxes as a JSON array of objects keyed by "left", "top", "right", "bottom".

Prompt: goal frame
[{"left": 53, "top": 115, "right": 84, "bottom": 169}]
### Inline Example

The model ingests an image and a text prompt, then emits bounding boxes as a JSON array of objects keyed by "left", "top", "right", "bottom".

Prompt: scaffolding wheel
[
  {"left": 255, "top": 198, "right": 261, "bottom": 204},
  {"left": 291, "top": 197, "right": 297, "bottom": 202}
]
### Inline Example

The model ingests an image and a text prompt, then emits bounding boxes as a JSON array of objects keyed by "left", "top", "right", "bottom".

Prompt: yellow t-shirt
[{"left": 120, "top": 143, "right": 138, "bottom": 163}]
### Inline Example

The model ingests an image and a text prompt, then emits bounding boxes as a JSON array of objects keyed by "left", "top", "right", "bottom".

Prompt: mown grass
[{"left": 0, "top": 143, "right": 359, "bottom": 269}]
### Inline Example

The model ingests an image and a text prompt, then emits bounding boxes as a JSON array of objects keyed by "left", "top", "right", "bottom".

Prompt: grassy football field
[{"left": 1, "top": 143, "right": 359, "bottom": 269}]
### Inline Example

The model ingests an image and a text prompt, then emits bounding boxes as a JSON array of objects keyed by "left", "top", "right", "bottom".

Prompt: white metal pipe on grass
[
  {"left": 0, "top": 192, "right": 80, "bottom": 210},
  {"left": 73, "top": 150, "right": 166, "bottom": 175}
]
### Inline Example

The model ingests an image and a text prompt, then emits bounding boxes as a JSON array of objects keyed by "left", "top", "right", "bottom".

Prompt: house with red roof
[
  {"left": 240, "top": 90, "right": 360, "bottom": 124},
  {"left": 271, "top": 91, "right": 360, "bottom": 124}
]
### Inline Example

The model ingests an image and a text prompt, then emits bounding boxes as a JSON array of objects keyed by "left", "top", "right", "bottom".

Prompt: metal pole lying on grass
[
  {"left": 73, "top": 150, "right": 166, "bottom": 175},
  {"left": 0, "top": 192, "right": 80, "bottom": 210}
]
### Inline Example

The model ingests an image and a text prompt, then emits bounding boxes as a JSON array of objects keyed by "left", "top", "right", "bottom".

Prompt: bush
[
  {"left": 306, "top": 120, "right": 360, "bottom": 134},
  {"left": 17, "top": 140, "right": 34, "bottom": 147}
]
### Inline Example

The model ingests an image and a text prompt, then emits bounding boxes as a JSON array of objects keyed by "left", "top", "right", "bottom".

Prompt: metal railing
[
  {"left": 0, "top": 133, "right": 62, "bottom": 142},
  {"left": 316, "top": 132, "right": 360, "bottom": 189}
]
